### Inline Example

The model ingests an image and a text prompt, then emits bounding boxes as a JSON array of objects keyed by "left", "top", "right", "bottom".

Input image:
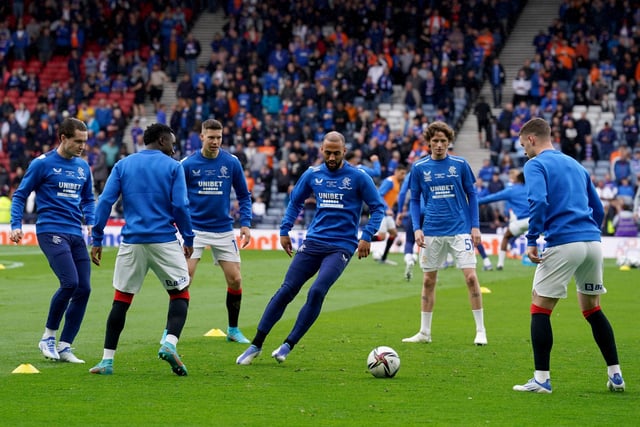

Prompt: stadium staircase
[
  {"left": 123, "top": 10, "right": 226, "bottom": 153},
  {"left": 454, "top": 0, "right": 562, "bottom": 173}
]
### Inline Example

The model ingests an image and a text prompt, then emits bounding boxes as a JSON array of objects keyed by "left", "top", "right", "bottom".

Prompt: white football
[{"left": 367, "top": 346, "right": 400, "bottom": 378}]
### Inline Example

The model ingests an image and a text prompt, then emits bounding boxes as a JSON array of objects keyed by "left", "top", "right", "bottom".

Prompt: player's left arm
[
  {"left": 463, "top": 164, "right": 481, "bottom": 245},
  {"left": 360, "top": 173, "right": 386, "bottom": 252},
  {"left": 233, "top": 158, "right": 253, "bottom": 230},
  {"left": 80, "top": 163, "right": 96, "bottom": 232},
  {"left": 467, "top": 189, "right": 480, "bottom": 230},
  {"left": 586, "top": 171, "right": 604, "bottom": 226},
  {"left": 170, "top": 164, "right": 194, "bottom": 248},
  {"left": 92, "top": 164, "right": 122, "bottom": 247}
]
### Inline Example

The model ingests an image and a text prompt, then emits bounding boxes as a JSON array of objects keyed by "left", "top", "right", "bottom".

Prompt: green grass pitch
[{"left": 0, "top": 246, "right": 637, "bottom": 426}]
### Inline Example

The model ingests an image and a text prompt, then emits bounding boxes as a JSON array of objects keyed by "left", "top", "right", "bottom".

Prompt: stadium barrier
[{"left": 0, "top": 225, "right": 637, "bottom": 260}]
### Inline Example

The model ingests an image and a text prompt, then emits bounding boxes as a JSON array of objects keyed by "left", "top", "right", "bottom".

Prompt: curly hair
[{"left": 423, "top": 121, "right": 455, "bottom": 143}]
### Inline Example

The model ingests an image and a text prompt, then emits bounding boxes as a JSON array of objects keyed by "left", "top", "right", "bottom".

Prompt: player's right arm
[
  {"left": 280, "top": 170, "right": 311, "bottom": 237},
  {"left": 523, "top": 160, "right": 548, "bottom": 248},
  {"left": 92, "top": 163, "right": 123, "bottom": 247},
  {"left": 10, "top": 157, "right": 43, "bottom": 242}
]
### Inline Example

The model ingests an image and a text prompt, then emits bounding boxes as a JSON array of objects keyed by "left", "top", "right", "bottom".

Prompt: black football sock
[
  {"left": 226, "top": 288, "right": 242, "bottom": 328},
  {"left": 585, "top": 309, "right": 619, "bottom": 366},
  {"left": 531, "top": 313, "right": 552, "bottom": 371},
  {"left": 381, "top": 236, "right": 396, "bottom": 261},
  {"left": 104, "top": 300, "right": 130, "bottom": 350},
  {"left": 252, "top": 330, "right": 267, "bottom": 348},
  {"left": 166, "top": 298, "right": 189, "bottom": 339}
]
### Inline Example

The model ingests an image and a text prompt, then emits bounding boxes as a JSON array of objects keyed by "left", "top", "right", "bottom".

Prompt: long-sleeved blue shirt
[
  {"left": 181, "top": 150, "right": 252, "bottom": 232},
  {"left": 11, "top": 150, "right": 94, "bottom": 235},
  {"left": 92, "top": 149, "right": 194, "bottom": 246},
  {"left": 280, "top": 162, "right": 385, "bottom": 254},
  {"left": 523, "top": 149, "right": 603, "bottom": 247},
  {"left": 478, "top": 183, "right": 529, "bottom": 219},
  {"left": 409, "top": 155, "right": 479, "bottom": 235}
]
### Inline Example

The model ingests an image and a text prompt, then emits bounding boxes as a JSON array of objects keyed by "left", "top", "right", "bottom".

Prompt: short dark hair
[
  {"left": 202, "top": 118, "right": 223, "bottom": 132},
  {"left": 515, "top": 171, "right": 525, "bottom": 184},
  {"left": 58, "top": 117, "right": 87, "bottom": 139},
  {"left": 519, "top": 117, "right": 551, "bottom": 139},
  {"left": 143, "top": 123, "right": 174, "bottom": 145}
]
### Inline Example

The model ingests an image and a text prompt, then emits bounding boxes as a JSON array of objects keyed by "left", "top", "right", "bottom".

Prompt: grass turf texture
[{"left": 1, "top": 246, "right": 637, "bottom": 426}]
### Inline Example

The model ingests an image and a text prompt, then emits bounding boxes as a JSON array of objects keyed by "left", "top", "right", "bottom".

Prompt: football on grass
[{"left": 367, "top": 346, "right": 400, "bottom": 378}]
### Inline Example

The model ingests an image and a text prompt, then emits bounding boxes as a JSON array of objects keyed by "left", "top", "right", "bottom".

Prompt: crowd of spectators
[
  {"left": 0, "top": 0, "right": 201, "bottom": 197},
  {"left": 2, "top": 0, "right": 530, "bottom": 228},
  {"left": 474, "top": 0, "right": 640, "bottom": 237},
  {"left": 3, "top": 0, "right": 635, "bottom": 236}
]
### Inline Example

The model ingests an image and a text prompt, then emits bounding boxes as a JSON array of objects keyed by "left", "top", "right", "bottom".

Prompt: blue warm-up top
[
  {"left": 11, "top": 150, "right": 95, "bottom": 235},
  {"left": 181, "top": 150, "right": 252, "bottom": 232},
  {"left": 523, "top": 149, "right": 603, "bottom": 248},
  {"left": 280, "top": 162, "right": 385, "bottom": 254},
  {"left": 409, "top": 155, "right": 479, "bottom": 235},
  {"left": 92, "top": 150, "right": 194, "bottom": 247}
]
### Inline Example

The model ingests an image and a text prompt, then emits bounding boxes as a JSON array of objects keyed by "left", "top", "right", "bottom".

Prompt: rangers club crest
[{"left": 338, "top": 177, "right": 352, "bottom": 190}]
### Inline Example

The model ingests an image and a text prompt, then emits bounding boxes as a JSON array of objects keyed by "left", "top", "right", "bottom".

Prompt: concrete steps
[
  {"left": 455, "top": 0, "right": 562, "bottom": 172},
  {"left": 123, "top": 11, "right": 226, "bottom": 153}
]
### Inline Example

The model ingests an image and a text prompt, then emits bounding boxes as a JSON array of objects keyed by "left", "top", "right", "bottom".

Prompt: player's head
[
  {"left": 509, "top": 168, "right": 525, "bottom": 184},
  {"left": 57, "top": 117, "right": 88, "bottom": 159},
  {"left": 394, "top": 163, "right": 408, "bottom": 181},
  {"left": 345, "top": 150, "right": 361, "bottom": 166},
  {"left": 58, "top": 117, "right": 87, "bottom": 139},
  {"left": 519, "top": 118, "right": 552, "bottom": 159},
  {"left": 423, "top": 121, "right": 454, "bottom": 160},
  {"left": 321, "top": 131, "right": 346, "bottom": 171},
  {"left": 200, "top": 119, "right": 223, "bottom": 156},
  {"left": 144, "top": 123, "right": 176, "bottom": 156},
  {"left": 202, "top": 118, "right": 223, "bottom": 132}
]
